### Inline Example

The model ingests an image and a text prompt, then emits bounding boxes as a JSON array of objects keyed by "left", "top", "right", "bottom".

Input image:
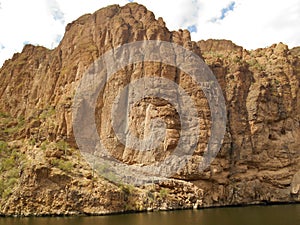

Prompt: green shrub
[
  {"left": 0, "top": 177, "right": 19, "bottom": 199},
  {"left": 59, "top": 161, "right": 73, "bottom": 172},
  {"left": 39, "top": 106, "right": 55, "bottom": 119},
  {"left": 120, "top": 184, "right": 134, "bottom": 195},
  {"left": 55, "top": 140, "right": 70, "bottom": 156},
  {"left": 94, "top": 163, "right": 120, "bottom": 183},
  {"left": 41, "top": 141, "right": 48, "bottom": 151},
  {"left": 159, "top": 188, "right": 169, "bottom": 199},
  {"left": 233, "top": 56, "right": 242, "bottom": 63},
  {"left": 6, "top": 177, "right": 18, "bottom": 187},
  {"left": 3, "top": 115, "right": 25, "bottom": 134},
  {"left": 7, "top": 168, "right": 19, "bottom": 178},
  {"left": 0, "top": 144, "right": 25, "bottom": 199},
  {"left": 0, "top": 157, "right": 15, "bottom": 172},
  {"left": 0, "top": 112, "right": 9, "bottom": 118},
  {"left": 2, "top": 187, "right": 13, "bottom": 199},
  {"left": 0, "top": 179, "right": 4, "bottom": 194},
  {"left": 4, "top": 126, "right": 18, "bottom": 134},
  {"left": 56, "top": 140, "right": 68, "bottom": 151},
  {"left": 51, "top": 159, "right": 73, "bottom": 173},
  {"left": 18, "top": 116, "right": 25, "bottom": 126},
  {"left": 0, "top": 141, "right": 8, "bottom": 154}
]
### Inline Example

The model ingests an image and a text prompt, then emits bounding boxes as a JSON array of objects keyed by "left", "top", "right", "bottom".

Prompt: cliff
[{"left": 0, "top": 3, "right": 299, "bottom": 216}]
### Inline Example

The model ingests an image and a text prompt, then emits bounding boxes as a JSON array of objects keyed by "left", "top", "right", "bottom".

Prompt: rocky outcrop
[
  {"left": 0, "top": 3, "right": 299, "bottom": 216},
  {"left": 0, "top": 3, "right": 205, "bottom": 216},
  {"left": 195, "top": 39, "right": 300, "bottom": 205}
]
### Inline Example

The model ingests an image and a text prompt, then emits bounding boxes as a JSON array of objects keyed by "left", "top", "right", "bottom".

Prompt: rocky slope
[{"left": 0, "top": 3, "right": 299, "bottom": 216}]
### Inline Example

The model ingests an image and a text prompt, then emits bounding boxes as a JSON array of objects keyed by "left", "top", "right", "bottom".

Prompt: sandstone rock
[
  {"left": 291, "top": 171, "right": 300, "bottom": 194},
  {"left": 0, "top": 2, "right": 299, "bottom": 216},
  {"left": 195, "top": 40, "right": 300, "bottom": 206}
]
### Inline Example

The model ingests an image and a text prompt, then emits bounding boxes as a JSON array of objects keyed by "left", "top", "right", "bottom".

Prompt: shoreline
[{"left": 1, "top": 201, "right": 299, "bottom": 218}]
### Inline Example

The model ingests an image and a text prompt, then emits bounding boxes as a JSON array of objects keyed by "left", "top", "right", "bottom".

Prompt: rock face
[
  {"left": 0, "top": 3, "right": 299, "bottom": 216},
  {"left": 196, "top": 40, "right": 300, "bottom": 205}
]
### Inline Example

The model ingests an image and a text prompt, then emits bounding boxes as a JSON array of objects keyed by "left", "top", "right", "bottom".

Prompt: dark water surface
[{"left": 1, "top": 204, "right": 299, "bottom": 225}]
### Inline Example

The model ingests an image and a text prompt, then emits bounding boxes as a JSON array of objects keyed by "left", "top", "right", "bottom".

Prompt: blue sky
[
  {"left": 210, "top": 1, "right": 236, "bottom": 22},
  {"left": 188, "top": 25, "right": 198, "bottom": 33},
  {"left": 220, "top": 2, "right": 235, "bottom": 20},
  {"left": 0, "top": 0, "right": 300, "bottom": 66}
]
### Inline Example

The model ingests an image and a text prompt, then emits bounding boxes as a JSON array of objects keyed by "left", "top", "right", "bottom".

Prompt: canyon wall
[{"left": 0, "top": 3, "right": 299, "bottom": 216}]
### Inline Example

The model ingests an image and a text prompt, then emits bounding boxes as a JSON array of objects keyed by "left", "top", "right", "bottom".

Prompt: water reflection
[{"left": 0, "top": 204, "right": 299, "bottom": 225}]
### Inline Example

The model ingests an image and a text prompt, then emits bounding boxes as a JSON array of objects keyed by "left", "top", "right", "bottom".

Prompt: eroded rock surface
[{"left": 0, "top": 3, "right": 299, "bottom": 216}]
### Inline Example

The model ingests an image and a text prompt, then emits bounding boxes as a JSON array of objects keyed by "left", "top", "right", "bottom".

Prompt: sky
[{"left": 0, "top": 0, "right": 299, "bottom": 66}]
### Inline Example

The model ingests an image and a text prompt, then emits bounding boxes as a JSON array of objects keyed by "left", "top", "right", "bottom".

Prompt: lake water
[{"left": 1, "top": 204, "right": 299, "bottom": 225}]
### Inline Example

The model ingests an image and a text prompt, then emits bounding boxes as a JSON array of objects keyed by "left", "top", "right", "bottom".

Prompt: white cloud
[
  {"left": 0, "top": 0, "right": 300, "bottom": 66},
  {"left": 46, "top": 0, "right": 65, "bottom": 24},
  {"left": 0, "top": 0, "right": 66, "bottom": 65},
  {"left": 57, "top": 0, "right": 129, "bottom": 26},
  {"left": 135, "top": 0, "right": 198, "bottom": 29},
  {"left": 192, "top": 0, "right": 300, "bottom": 49}
]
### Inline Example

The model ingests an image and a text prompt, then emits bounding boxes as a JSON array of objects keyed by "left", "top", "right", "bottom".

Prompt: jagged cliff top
[
  {"left": 1, "top": 3, "right": 298, "bottom": 118},
  {"left": 2, "top": 3, "right": 299, "bottom": 70}
]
